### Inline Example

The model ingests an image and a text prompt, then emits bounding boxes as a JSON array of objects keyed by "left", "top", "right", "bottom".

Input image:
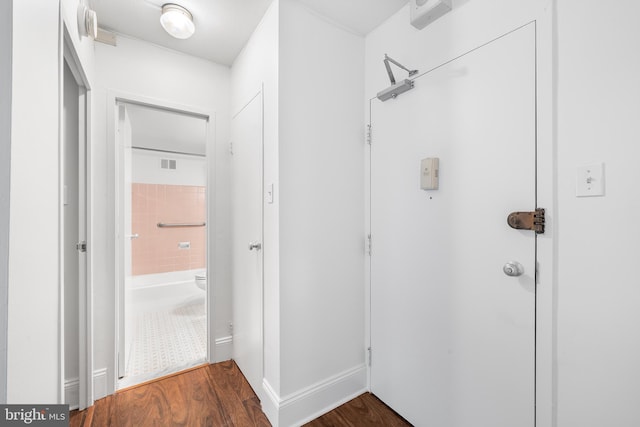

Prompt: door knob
[
  {"left": 503, "top": 261, "right": 524, "bottom": 277},
  {"left": 248, "top": 242, "right": 262, "bottom": 251}
]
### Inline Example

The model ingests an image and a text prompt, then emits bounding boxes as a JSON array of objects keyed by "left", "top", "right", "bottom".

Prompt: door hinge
[
  {"left": 366, "top": 234, "right": 372, "bottom": 256},
  {"left": 229, "top": 141, "right": 234, "bottom": 155},
  {"left": 367, "top": 347, "right": 372, "bottom": 366},
  {"left": 366, "top": 125, "right": 372, "bottom": 145},
  {"left": 76, "top": 241, "right": 87, "bottom": 253},
  {"left": 507, "top": 208, "right": 545, "bottom": 234}
]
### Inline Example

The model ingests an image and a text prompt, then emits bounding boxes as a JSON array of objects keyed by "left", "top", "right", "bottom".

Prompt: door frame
[
  {"left": 364, "top": 5, "right": 554, "bottom": 427},
  {"left": 59, "top": 25, "right": 92, "bottom": 409},
  {"left": 107, "top": 91, "right": 216, "bottom": 389}
]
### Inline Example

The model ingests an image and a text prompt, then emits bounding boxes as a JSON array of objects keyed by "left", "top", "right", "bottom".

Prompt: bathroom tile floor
[{"left": 119, "top": 285, "right": 207, "bottom": 388}]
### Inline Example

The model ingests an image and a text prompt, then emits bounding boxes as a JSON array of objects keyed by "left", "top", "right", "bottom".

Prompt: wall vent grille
[{"left": 161, "top": 159, "right": 177, "bottom": 170}]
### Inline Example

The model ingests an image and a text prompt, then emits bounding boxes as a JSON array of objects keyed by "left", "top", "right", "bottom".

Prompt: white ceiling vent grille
[{"left": 161, "top": 159, "right": 177, "bottom": 170}]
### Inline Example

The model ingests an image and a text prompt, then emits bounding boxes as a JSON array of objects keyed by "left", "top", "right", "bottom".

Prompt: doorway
[
  {"left": 115, "top": 100, "right": 211, "bottom": 388},
  {"left": 369, "top": 24, "right": 537, "bottom": 426},
  {"left": 62, "top": 43, "right": 91, "bottom": 410}
]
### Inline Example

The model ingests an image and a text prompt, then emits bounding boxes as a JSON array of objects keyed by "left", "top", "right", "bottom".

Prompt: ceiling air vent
[{"left": 161, "top": 159, "right": 177, "bottom": 170}]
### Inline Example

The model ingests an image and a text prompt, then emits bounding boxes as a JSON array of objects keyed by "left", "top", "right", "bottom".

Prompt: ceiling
[{"left": 91, "top": 0, "right": 408, "bottom": 66}]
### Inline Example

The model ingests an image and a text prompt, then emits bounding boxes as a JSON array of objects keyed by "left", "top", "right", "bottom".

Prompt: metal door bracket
[
  {"left": 507, "top": 208, "right": 545, "bottom": 234},
  {"left": 76, "top": 241, "right": 87, "bottom": 252}
]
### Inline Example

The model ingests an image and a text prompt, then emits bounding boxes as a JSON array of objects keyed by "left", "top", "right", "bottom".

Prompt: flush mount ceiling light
[{"left": 160, "top": 4, "right": 195, "bottom": 39}]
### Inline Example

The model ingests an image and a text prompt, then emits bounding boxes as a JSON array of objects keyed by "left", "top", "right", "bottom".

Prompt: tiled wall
[{"left": 132, "top": 183, "right": 206, "bottom": 275}]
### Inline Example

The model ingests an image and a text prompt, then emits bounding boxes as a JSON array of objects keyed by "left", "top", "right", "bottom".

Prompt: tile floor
[{"left": 119, "top": 282, "right": 207, "bottom": 388}]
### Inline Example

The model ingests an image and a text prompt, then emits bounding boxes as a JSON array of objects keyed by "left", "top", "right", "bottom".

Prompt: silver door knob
[
  {"left": 503, "top": 261, "right": 524, "bottom": 277},
  {"left": 248, "top": 242, "right": 262, "bottom": 251}
]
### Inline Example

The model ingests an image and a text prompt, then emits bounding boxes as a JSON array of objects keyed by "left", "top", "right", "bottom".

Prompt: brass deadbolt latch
[{"left": 507, "top": 208, "right": 545, "bottom": 234}]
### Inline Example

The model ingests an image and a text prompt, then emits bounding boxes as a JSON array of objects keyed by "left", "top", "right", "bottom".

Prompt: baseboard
[
  {"left": 262, "top": 364, "right": 367, "bottom": 427},
  {"left": 262, "top": 379, "right": 280, "bottom": 426},
  {"left": 64, "top": 378, "right": 80, "bottom": 410},
  {"left": 64, "top": 368, "right": 109, "bottom": 409},
  {"left": 215, "top": 336, "right": 233, "bottom": 362},
  {"left": 93, "top": 368, "right": 108, "bottom": 400}
]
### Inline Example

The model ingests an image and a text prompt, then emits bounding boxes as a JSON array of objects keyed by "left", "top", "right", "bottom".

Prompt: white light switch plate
[{"left": 576, "top": 163, "right": 605, "bottom": 197}]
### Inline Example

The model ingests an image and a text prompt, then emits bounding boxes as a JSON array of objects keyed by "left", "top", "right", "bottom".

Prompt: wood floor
[
  {"left": 304, "top": 393, "right": 412, "bottom": 427},
  {"left": 70, "top": 360, "right": 409, "bottom": 426}
]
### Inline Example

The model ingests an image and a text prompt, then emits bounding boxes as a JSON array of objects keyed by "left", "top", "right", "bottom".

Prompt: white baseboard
[
  {"left": 262, "top": 364, "right": 367, "bottom": 427},
  {"left": 93, "top": 368, "right": 108, "bottom": 400},
  {"left": 64, "top": 378, "right": 80, "bottom": 410},
  {"left": 65, "top": 368, "right": 109, "bottom": 410},
  {"left": 215, "top": 335, "right": 233, "bottom": 362}
]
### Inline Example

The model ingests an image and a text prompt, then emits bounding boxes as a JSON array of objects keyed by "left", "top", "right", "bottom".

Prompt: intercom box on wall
[
  {"left": 410, "top": 0, "right": 452, "bottom": 30},
  {"left": 421, "top": 157, "right": 439, "bottom": 190}
]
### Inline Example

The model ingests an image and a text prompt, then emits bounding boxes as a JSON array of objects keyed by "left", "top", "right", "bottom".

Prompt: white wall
[
  {"left": 0, "top": 0, "right": 12, "bottom": 404},
  {"left": 93, "top": 35, "right": 231, "bottom": 395},
  {"left": 132, "top": 150, "right": 206, "bottom": 186},
  {"left": 231, "top": 0, "right": 281, "bottom": 407},
  {"left": 231, "top": 2, "right": 366, "bottom": 424},
  {"left": 555, "top": 1, "right": 640, "bottom": 425},
  {"left": 7, "top": 0, "right": 93, "bottom": 403},
  {"left": 278, "top": 0, "right": 365, "bottom": 398}
]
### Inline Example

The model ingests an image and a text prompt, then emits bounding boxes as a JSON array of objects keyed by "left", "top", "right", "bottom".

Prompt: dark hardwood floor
[
  {"left": 70, "top": 360, "right": 409, "bottom": 426},
  {"left": 304, "top": 393, "right": 412, "bottom": 427},
  {"left": 70, "top": 361, "right": 270, "bottom": 427}
]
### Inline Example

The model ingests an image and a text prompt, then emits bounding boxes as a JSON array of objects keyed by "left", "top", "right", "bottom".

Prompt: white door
[
  {"left": 370, "top": 25, "right": 537, "bottom": 426},
  {"left": 231, "top": 92, "right": 264, "bottom": 397},
  {"left": 116, "top": 103, "right": 133, "bottom": 380}
]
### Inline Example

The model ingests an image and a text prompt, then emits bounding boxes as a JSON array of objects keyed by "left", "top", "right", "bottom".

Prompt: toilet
[{"left": 195, "top": 271, "right": 207, "bottom": 291}]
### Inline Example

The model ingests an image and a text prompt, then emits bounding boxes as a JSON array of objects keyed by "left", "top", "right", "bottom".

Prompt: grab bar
[{"left": 157, "top": 222, "right": 206, "bottom": 228}]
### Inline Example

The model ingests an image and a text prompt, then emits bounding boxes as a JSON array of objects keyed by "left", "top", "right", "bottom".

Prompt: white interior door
[
  {"left": 231, "top": 92, "right": 264, "bottom": 397},
  {"left": 63, "top": 60, "right": 81, "bottom": 405},
  {"left": 370, "top": 25, "right": 537, "bottom": 427},
  {"left": 116, "top": 103, "right": 133, "bottom": 380}
]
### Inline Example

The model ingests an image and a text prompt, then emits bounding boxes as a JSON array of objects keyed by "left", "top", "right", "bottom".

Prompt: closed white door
[
  {"left": 370, "top": 25, "right": 537, "bottom": 427},
  {"left": 232, "top": 92, "right": 264, "bottom": 397}
]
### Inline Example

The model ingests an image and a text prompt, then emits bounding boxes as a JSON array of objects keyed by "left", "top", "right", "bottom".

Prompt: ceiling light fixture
[{"left": 160, "top": 4, "right": 195, "bottom": 40}]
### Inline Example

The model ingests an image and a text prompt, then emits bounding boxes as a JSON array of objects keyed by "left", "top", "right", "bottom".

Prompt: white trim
[
  {"left": 65, "top": 367, "right": 109, "bottom": 410},
  {"left": 93, "top": 368, "right": 109, "bottom": 401},
  {"left": 533, "top": 2, "right": 555, "bottom": 426},
  {"left": 261, "top": 379, "right": 280, "bottom": 426},
  {"left": 214, "top": 336, "right": 233, "bottom": 362},
  {"left": 0, "top": 0, "right": 11, "bottom": 405},
  {"left": 64, "top": 378, "right": 80, "bottom": 410},
  {"left": 262, "top": 365, "right": 367, "bottom": 427}
]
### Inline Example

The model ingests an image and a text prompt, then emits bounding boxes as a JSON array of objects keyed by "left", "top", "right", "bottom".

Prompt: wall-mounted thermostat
[
  {"left": 421, "top": 157, "right": 439, "bottom": 190},
  {"left": 410, "top": 0, "right": 452, "bottom": 30}
]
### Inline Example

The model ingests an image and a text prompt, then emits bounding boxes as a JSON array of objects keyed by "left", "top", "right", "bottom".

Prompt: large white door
[
  {"left": 232, "top": 92, "right": 264, "bottom": 397},
  {"left": 370, "top": 26, "right": 537, "bottom": 426}
]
